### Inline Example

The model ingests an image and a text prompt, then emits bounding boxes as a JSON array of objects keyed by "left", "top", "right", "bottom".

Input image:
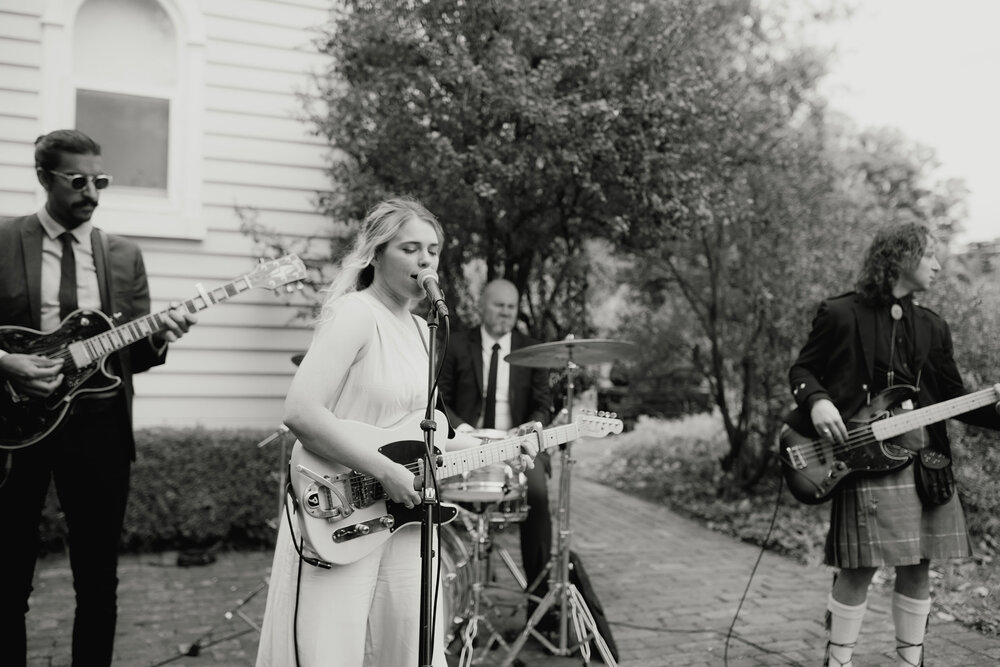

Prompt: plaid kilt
[{"left": 825, "top": 461, "right": 972, "bottom": 569}]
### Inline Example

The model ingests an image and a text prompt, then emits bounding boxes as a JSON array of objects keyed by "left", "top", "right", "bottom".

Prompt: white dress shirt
[
  {"left": 479, "top": 327, "right": 513, "bottom": 431},
  {"left": 37, "top": 208, "right": 101, "bottom": 333}
]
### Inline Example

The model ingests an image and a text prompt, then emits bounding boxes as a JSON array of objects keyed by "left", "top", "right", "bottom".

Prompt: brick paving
[{"left": 25, "top": 437, "right": 1000, "bottom": 666}]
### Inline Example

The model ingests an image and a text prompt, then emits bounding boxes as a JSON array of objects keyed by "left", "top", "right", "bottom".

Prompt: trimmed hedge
[{"left": 39, "top": 426, "right": 286, "bottom": 554}]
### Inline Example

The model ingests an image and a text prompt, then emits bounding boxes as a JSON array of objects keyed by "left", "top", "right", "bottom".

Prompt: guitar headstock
[
  {"left": 246, "top": 254, "right": 308, "bottom": 292},
  {"left": 574, "top": 408, "right": 624, "bottom": 438}
]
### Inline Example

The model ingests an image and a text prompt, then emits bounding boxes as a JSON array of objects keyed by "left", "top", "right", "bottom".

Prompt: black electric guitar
[
  {"left": 289, "top": 409, "right": 624, "bottom": 565},
  {"left": 778, "top": 384, "right": 1000, "bottom": 504},
  {"left": 0, "top": 255, "right": 307, "bottom": 449}
]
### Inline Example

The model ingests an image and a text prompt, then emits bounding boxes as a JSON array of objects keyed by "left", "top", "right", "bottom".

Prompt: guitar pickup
[
  {"left": 787, "top": 445, "right": 807, "bottom": 470},
  {"left": 332, "top": 515, "right": 396, "bottom": 543}
]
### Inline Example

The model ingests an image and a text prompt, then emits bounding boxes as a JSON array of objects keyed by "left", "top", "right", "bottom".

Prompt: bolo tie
[{"left": 886, "top": 302, "right": 904, "bottom": 387}]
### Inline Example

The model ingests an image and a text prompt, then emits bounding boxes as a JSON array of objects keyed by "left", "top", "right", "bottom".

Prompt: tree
[{"left": 305, "top": 0, "right": 801, "bottom": 338}]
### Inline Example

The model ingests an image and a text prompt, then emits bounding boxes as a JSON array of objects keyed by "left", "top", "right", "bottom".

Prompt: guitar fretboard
[
  {"left": 68, "top": 275, "right": 255, "bottom": 367},
  {"left": 435, "top": 422, "right": 581, "bottom": 479},
  {"left": 871, "top": 388, "right": 999, "bottom": 440}
]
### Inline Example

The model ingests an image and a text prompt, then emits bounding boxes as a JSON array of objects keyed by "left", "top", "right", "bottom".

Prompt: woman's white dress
[{"left": 256, "top": 291, "right": 448, "bottom": 667}]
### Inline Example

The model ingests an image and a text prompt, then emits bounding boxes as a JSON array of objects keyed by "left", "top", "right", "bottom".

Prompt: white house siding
[{"left": 0, "top": 0, "right": 340, "bottom": 429}]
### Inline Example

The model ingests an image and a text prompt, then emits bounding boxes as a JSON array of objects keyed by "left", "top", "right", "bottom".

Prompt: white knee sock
[
  {"left": 826, "top": 594, "right": 867, "bottom": 667},
  {"left": 892, "top": 591, "right": 931, "bottom": 667}
]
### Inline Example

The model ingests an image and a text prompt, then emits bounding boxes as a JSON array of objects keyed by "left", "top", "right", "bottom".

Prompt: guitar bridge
[{"left": 296, "top": 465, "right": 354, "bottom": 521}]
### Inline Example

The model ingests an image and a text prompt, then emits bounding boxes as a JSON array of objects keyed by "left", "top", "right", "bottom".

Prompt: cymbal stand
[{"left": 500, "top": 355, "right": 617, "bottom": 666}]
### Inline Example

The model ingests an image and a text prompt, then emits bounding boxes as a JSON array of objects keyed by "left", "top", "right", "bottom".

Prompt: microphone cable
[{"left": 723, "top": 468, "right": 789, "bottom": 666}]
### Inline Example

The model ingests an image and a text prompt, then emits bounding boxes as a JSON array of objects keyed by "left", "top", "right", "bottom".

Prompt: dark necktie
[
  {"left": 483, "top": 342, "right": 500, "bottom": 428},
  {"left": 58, "top": 232, "right": 78, "bottom": 321}
]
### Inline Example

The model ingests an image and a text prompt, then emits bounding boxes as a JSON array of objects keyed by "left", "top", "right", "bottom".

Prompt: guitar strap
[
  {"left": 410, "top": 315, "right": 455, "bottom": 436},
  {"left": 411, "top": 314, "right": 429, "bottom": 356},
  {"left": 91, "top": 227, "right": 112, "bottom": 314}
]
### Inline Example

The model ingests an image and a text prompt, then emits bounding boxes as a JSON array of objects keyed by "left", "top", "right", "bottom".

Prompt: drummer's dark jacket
[
  {"left": 438, "top": 327, "right": 550, "bottom": 430},
  {"left": 785, "top": 291, "right": 1000, "bottom": 459}
]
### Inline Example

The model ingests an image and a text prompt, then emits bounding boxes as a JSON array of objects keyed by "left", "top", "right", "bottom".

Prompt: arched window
[
  {"left": 41, "top": 0, "right": 205, "bottom": 238},
  {"left": 74, "top": 0, "right": 175, "bottom": 194}
]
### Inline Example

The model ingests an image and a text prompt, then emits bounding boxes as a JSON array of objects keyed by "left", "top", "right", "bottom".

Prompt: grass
[{"left": 578, "top": 412, "right": 1000, "bottom": 637}]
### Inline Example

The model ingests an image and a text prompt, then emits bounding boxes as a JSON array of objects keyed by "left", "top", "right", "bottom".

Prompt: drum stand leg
[
  {"left": 455, "top": 511, "right": 514, "bottom": 666},
  {"left": 500, "top": 367, "right": 617, "bottom": 667},
  {"left": 493, "top": 541, "right": 527, "bottom": 592}
]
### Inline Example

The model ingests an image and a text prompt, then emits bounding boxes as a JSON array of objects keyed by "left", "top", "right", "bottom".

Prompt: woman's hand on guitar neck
[
  {"left": 511, "top": 420, "right": 543, "bottom": 470},
  {"left": 810, "top": 397, "right": 848, "bottom": 444},
  {"left": 0, "top": 353, "right": 64, "bottom": 398}
]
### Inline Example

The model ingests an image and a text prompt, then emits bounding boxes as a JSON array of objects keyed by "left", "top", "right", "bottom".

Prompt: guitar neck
[
  {"left": 436, "top": 422, "right": 580, "bottom": 479},
  {"left": 872, "top": 388, "right": 998, "bottom": 440},
  {"left": 71, "top": 275, "right": 256, "bottom": 361}
]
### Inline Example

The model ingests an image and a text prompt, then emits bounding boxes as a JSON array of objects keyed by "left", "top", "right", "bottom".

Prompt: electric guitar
[
  {"left": 289, "top": 409, "right": 624, "bottom": 565},
  {"left": 778, "top": 384, "right": 1000, "bottom": 504},
  {"left": 0, "top": 255, "right": 307, "bottom": 449}
]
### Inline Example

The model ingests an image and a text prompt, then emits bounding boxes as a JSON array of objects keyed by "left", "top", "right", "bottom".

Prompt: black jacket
[{"left": 786, "top": 291, "right": 999, "bottom": 458}]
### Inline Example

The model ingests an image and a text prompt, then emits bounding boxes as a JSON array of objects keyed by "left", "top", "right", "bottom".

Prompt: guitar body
[
  {"left": 289, "top": 411, "right": 459, "bottom": 566},
  {"left": 0, "top": 254, "right": 307, "bottom": 450},
  {"left": 0, "top": 310, "right": 121, "bottom": 449},
  {"left": 288, "top": 408, "right": 624, "bottom": 565},
  {"left": 778, "top": 385, "right": 921, "bottom": 504}
]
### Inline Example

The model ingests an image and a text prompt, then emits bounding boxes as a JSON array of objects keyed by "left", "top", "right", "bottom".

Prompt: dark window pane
[{"left": 76, "top": 89, "right": 169, "bottom": 191}]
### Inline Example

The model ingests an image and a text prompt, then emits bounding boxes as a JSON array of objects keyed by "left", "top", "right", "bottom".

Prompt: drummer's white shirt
[{"left": 479, "top": 327, "right": 512, "bottom": 431}]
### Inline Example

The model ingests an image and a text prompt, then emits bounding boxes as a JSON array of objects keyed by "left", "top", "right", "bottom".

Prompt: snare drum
[
  {"left": 441, "top": 463, "right": 524, "bottom": 503},
  {"left": 442, "top": 429, "right": 530, "bottom": 522}
]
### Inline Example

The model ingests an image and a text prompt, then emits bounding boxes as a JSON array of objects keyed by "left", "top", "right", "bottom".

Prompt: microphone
[{"left": 416, "top": 268, "right": 449, "bottom": 316}]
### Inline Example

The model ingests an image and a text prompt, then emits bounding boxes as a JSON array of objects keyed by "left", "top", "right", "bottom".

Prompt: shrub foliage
[{"left": 38, "top": 426, "right": 284, "bottom": 554}]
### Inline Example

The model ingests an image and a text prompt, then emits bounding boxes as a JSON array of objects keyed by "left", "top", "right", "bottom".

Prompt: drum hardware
[
  {"left": 441, "top": 430, "right": 533, "bottom": 664},
  {"left": 499, "top": 335, "right": 634, "bottom": 667},
  {"left": 450, "top": 506, "right": 526, "bottom": 666}
]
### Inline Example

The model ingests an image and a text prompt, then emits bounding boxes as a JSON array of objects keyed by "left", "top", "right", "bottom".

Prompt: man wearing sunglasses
[{"left": 0, "top": 129, "right": 196, "bottom": 667}]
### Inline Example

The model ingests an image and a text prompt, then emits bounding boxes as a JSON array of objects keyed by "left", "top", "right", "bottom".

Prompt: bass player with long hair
[{"left": 785, "top": 222, "right": 1000, "bottom": 667}]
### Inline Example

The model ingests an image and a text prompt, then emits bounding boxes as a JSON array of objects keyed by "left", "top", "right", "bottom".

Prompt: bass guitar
[
  {"left": 289, "top": 409, "right": 623, "bottom": 565},
  {"left": 778, "top": 384, "right": 1000, "bottom": 504},
  {"left": 0, "top": 255, "right": 307, "bottom": 449}
]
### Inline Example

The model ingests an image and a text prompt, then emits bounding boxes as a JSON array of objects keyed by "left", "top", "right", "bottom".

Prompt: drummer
[{"left": 437, "top": 278, "right": 555, "bottom": 629}]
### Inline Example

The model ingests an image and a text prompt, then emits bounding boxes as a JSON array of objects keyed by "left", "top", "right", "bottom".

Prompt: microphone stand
[{"left": 417, "top": 305, "right": 445, "bottom": 666}]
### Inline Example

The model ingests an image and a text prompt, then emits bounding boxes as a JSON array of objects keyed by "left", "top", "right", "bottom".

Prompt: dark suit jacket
[
  {"left": 0, "top": 214, "right": 166, "bottom": 452},
  {"left": 438, "top": 327, "right": 550, "bottom": 430},
  {"left": 786, "top": 291, "right": 1000, "bottom": 457}
]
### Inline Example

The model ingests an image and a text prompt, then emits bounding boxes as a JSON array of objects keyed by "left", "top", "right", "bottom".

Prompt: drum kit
[{"left": 439, "top": 335, "right": 635, "bottom": 667}]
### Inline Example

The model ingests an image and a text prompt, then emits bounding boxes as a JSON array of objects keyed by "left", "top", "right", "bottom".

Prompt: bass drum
[{"left": 439, "top": 523, "right": 471, "bottom": 645}]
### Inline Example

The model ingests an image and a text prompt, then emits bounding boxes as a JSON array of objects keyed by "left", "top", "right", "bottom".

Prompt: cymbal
[{"left": 505, "top": 337, "right": 637, "bottom": 368}]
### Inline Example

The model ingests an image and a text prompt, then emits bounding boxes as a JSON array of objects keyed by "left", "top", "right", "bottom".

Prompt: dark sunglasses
[{"left": 47, "top": 170, "right": 113, "bottom": 190}]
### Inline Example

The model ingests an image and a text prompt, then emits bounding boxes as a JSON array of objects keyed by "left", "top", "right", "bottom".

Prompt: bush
[{"left": 39, "top": 425, "right": 285, "bottom": 554}]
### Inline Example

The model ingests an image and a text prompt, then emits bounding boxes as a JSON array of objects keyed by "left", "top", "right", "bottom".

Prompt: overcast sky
[{"left": 812, "top": 0, "right": 1000, "bottom": 245}]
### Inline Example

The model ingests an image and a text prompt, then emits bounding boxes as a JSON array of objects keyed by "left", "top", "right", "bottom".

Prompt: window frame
[{"left": 40, "top": 0, "right": 206, "bottom": 239}]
